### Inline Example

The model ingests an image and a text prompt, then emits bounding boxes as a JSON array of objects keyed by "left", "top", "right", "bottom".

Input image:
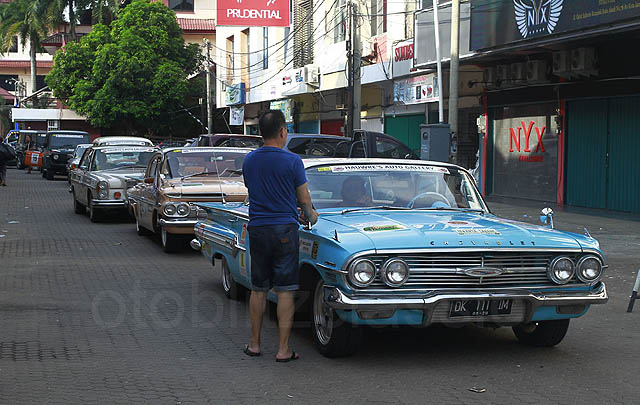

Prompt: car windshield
[
  {"left": 217, "top": 138, "right": 263, "bottom": 148},
  {"left": 287, "top": 138, "right": 350, "bottom": 158},
  {"left": 164, "top": 149, "right": 249, "bottom": 179},
  {"left": 35, "top": 134, "right": 47, "bottom": 147},
  {"left": 92, "top": 148, "right": 155, "bottom": 171},
  {"left": 306, "top": 163, "right": 486, "bottom": 211},
  {"left": 48, "top": 133, "right": 90, "bottom": 149}
]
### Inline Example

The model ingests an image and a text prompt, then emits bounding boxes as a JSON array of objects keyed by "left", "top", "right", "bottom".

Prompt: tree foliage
[{"left": 47, "top": 0, "right": 203, "bottom": 135}]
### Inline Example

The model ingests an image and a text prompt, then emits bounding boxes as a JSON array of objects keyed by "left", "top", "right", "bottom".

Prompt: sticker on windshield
[
  {"left": 329, "top": 164, "right": 450, "bottom": 174},
  {"left": 454, "top": 228, "right": 501, "bottom": 235},
  {"left": 104, "top": 148, "right": 155, "bottom": 153},
  {"left": 317, "top": 167, "right": 332, "bottom": 172},
  {"left": 354, "top": 221, "right": 407, "bottom": 232},
  {"left": 103, "top": 141, "right": 148, "bottom": 145}
]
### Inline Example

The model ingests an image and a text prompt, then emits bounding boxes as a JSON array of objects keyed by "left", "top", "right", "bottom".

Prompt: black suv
[{"left": 42, "top": 130, "right": 91, "bottom": 180}]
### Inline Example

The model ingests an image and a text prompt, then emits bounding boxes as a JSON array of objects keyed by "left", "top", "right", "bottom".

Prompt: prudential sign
[{"left": 217, "top": 0, "right": 290, "bottom": 27}]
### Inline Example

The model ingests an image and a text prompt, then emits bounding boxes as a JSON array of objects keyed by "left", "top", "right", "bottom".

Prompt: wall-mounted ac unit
[
  {"left": 552, "top": 50, "right": 571, "bottom": 78},
  {"left": 526, "top": 60, "right": 547, "bottom": 82},
  {"left": 510, "top": 62, "right": 526, "bottom": 84},
  {"left": 571, "top": 47, "right": 597, "bottom": 76},
  {"left": 303, "top": 64, "right": 320, "bottom": 85},
  {"left": 496, "top": 64, "right": 511, "bottom": 87}
]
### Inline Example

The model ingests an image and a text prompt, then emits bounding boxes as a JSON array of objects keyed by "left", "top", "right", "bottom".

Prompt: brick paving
[{"left": 0, "top": 168, "right": 639, "bottom": 404}]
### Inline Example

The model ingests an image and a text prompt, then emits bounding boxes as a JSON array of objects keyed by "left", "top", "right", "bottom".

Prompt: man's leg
[
  {"left": 248, "top": 290, "right": 267, "bottom": 353},
  {"left": 275, "top": 291, "right": 295, "bottom": 359}
]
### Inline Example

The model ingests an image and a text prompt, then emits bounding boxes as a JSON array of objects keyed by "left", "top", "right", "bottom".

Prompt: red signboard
[{"left": 217, "top": 0, "right": 290, "bottom": 27}]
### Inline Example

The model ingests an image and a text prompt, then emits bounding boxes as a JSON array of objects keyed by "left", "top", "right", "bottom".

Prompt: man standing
[{"left": 242, "top": 110, "right": 318, "bottom": 362}]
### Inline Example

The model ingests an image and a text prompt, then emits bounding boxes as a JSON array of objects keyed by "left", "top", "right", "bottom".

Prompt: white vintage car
[{"left": 70, "top": 145, "right": 157, "bottom": 222}]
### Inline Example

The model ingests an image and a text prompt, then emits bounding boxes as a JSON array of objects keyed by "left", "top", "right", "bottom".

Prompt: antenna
[{"left": 211, "top": 149, "right": 227, "bottom": 204}]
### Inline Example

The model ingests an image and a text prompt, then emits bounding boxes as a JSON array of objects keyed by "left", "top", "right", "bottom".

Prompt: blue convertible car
[{"left": 191, "top": 159, "right": 608, "bottom": 357}]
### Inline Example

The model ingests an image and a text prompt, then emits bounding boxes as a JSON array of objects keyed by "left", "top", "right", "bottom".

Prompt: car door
[
  {"left": 140, "top": 155, "right": 161, "bottom": 229},
  {"left": 75, "top": 149, "right": 94, "bottom": 204}
]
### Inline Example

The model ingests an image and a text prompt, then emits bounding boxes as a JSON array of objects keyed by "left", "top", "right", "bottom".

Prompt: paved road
[{"left": 1, "top": 168, "right": 639, "bottom": 404}]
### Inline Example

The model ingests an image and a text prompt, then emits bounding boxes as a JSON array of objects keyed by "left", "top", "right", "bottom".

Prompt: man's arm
[{"left": 296, "top": 182, "right": 318, "bottom": 225}]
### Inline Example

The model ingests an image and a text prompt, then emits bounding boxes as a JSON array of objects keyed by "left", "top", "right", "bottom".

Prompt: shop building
[{"left": 469, "top": 0, "right": 640, "bottom": 213}]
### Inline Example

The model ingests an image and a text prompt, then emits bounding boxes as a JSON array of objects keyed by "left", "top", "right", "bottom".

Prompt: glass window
[
  {"left": 48, "top": 133, "right": 91, "bottom": 149},
  {"left": 79, "top": 150, "right": 93, "bottom": 170},
  {"left": 91, "top": 149, "right": 156, "bottom": 171},
  {"left": 286, "top": 138, "right": 350, "bottom": 158},
  {"left": 306, "top": 163, "right": 485, "bottom": 210},
  {"left": 164, "top": 149, "right": 249, "bottom": 178},
  {"left": 169, "top": 0, "right": 194, "bottom": 12},
  {"left": 375, "top": 135, "right": 413, "bottom": 159}
]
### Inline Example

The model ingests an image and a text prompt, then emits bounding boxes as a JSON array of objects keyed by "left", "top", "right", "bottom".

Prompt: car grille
[{"left": 360, "top": 251, "right": 583, "bottom": 290}]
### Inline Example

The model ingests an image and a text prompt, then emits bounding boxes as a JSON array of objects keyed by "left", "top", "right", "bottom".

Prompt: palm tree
[{"left": 0, "top": 0, "right": 59, "bottom": 94}]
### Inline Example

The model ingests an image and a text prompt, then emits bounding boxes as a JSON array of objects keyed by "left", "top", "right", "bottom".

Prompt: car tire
[
  {"left": 45, "top": 169, "right": 54, "bottom": 180},
  {"left": 88, "top": 197, "right": 101, "bottom": 223},
  {"left": 161, "top": 227, "right": 181, "bottom": 253},
  {"left": 311, "top": 278, "right": 362, "bottom": 358},
  {"left": 220, "top": 256, "right": 242, "bottom": 300},
  {"left": 513, "top": 319, "right": 570, "bottom": 347},
  {"left": 136, "top": 216, "right": 150, "bottom": 236},
  {"left": 72, "top": 189, "right": 85, "bottom": 215}
]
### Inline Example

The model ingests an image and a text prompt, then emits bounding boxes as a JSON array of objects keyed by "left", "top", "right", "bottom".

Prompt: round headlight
[
  {"left": 176, "top": 203, "right": 190, "bottom": 216},
  {"left": 577, "top": 255, "right": 603, "bottom": 284},
  {"left": 53, "top": 154, "right": 59, "bottom": 160},
  {"left": 97, "top": 181, "right": 109, "bottom": 199},
  {"left": 381, "top": 258, "right": 409, "bottom": 287},
  {"left": 163, "top": 203, "right": 177, "bottom": 216},
  {"left": 348, "top": 259, "right": 377, "bottom": 287},
  {"left": 548, "top": 257, "right": 575, "bottom": 284}
]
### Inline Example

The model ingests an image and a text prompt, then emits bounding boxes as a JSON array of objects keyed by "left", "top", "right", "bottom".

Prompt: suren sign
[{"left": 217, "top": 0, "right": 290, "bottom": 27}]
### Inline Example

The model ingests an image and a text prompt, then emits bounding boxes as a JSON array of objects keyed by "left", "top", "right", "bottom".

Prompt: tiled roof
[
  {"left": 0, "top": 60, "right": 53, "bottom": 68},
  {"left": 0, "top": 87, "right": 16, "bottom": 101},
  {"left": 177, "top": 18, "right": 216, "bottom": 33}
]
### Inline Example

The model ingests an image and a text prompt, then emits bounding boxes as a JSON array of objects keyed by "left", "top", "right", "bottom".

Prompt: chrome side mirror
[{"left": 540, "top": 207, "right": 554, "bottom": 229}]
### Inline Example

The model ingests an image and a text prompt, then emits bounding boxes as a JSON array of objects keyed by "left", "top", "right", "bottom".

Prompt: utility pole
[
  {"left": 204, "top": 39, "right": 213, "bottom": 135},
  {"left": 432, "top": 0, "right": 444, "bottom": 123},
  {"left": 347, "top": 0, "right": 361, "bottom": 137},
  {"left": 448, "top": 0, "right": 460, "bottom": 163}
]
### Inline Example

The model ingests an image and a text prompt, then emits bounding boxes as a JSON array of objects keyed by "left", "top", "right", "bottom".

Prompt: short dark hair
[{"left": 259, "top": 109, "right": 286, "bottom": 140}]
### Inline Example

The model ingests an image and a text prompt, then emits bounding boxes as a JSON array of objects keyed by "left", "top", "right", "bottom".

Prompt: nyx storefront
[{"left": 471, "top": 0, "right": 640, "bottom": 212}]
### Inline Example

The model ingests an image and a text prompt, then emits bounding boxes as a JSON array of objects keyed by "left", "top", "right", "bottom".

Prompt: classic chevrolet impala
[{"left": 191, "top": 159, "right": 608, "bottom": 357}]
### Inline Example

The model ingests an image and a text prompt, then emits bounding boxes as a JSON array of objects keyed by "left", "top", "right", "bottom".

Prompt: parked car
[
  {"left": 3, "top": 130, "right": 19, "bottom": 166},
  {"left": 93, "top": 136, "right": 153, "bottom": 147},
  {"left": 191, "top": 158, "right": 608, "bottom": 357},
  {"left": 10, "top": 130, "right": 46, "bottom": 169},
  {"left": 194, "top": 134, "right": 263, "bottom": 149},
  {"left": 127, "top": 147, "right": 250, "bottom": 252},
  {"left": 42, "top": 130, "right": 91, "bottom": 180},
  {"left": 69, "top": 145, "right": 157, "bottom": 221},
  {"left": 285, "top": 130, "right": 419, "bottom": 159},
  {"left": 66, "top": 143, "right": 93, "bottom": 183}
]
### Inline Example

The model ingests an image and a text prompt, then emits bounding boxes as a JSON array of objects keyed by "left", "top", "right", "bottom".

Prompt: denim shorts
[{"left": 248, "top": 223, "right": 300, "bottom": 292}]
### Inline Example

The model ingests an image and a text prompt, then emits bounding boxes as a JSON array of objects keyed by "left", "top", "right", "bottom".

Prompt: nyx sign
[{"left": 509, "top": 120, "right": 546, "bottom": 162}]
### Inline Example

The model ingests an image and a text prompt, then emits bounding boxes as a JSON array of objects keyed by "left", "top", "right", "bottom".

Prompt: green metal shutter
[
  {"left": 384, "top": 114, "right": 425, "bottom": 153},
  {"left": 565, "top": 99, "right": 607, "bottom": 209},
  {"left": 607, "top": 96, "right": 640, "bottom": 212}
]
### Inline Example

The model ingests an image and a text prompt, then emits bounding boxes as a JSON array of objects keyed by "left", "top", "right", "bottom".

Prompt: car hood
[
  {"left": 163, "top": 178, "right": 247, "bottom": 201},
  {"left": 319, "top": 210, "right": 584, "bottom": 251},
  {"left": 97, "top": 169, "right": 147, "bottom": 188}
]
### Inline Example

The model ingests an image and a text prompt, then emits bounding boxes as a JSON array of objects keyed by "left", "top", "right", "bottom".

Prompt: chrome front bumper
[
  {"left": 91, "top": 199, "right": 127, "bottom": 207},
  {"left": 323, "top": 283, "right": 608, "bottom": 312},
  {"left": 158, "top": 218, "right": 199, "bottom": 227}
]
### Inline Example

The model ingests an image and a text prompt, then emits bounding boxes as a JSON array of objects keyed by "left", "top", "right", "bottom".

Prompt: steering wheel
[{"left": 406, "top": 192, "right": 451, "bottom": 209}]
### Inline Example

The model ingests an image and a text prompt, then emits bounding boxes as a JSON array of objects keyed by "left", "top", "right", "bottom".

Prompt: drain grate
[{"left": 0, "top": 341, "right": 92, "bottom": 361}]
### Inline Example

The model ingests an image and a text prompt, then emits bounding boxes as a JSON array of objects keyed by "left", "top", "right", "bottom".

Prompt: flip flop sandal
[
  {"left": 243, "top": 345, "right": 261, "bottom": 357},
  {"left": 275, "top": 351, "right": 299, "bottom": 363}
]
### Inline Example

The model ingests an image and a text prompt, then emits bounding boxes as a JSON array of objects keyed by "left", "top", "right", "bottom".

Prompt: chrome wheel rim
[
  {"left": 221, "top": 260, "right": 231, "bottom": 292},
  {"left": 313, "top": 280, "right": 333, "bottom": 345}
]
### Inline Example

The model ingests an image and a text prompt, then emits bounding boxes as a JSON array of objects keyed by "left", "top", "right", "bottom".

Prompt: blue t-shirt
[{"left": 242, "top": 147, "right": 307, "bottom": 227}]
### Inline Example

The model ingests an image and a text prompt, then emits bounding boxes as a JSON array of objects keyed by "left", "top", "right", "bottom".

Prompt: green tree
[
  {"left": 0, "top": 0, "right": 59, "bottom": 93},
  {"left": 47, "top": 0, "right": 202, "bottom": 135}
]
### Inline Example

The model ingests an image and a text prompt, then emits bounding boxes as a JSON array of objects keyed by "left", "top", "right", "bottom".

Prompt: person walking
[
  {"left": 242, "top": 109, "right": 318, "bottom": 362},
  {"left": 0, "top": 134, "right": 8, "bottom": 186}
]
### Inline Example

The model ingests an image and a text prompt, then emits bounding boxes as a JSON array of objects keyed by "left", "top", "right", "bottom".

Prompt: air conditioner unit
[
  {"left": 483, "top": 67, "right": 495, "bottom": 88},
  {"left": 526, "top": 60, "right": 548, "bottom": 82},
  {"left": 552, "top": 50, "right": 571, "bottom": 78},
  {"left": 303, "top": 64, "right": 320, "bottom": 85},
  {"left": 496, "top": 64, "right": 511, "bottom": 87},
  {"left": 511, "top": 63, "right": 526, "bottom": 84},
  {"left": 571, "top": 47, "right": 597, "bottom": 76}
]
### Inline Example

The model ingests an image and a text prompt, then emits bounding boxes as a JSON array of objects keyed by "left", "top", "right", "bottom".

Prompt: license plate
[{"left": 449, "top": 299, "right": 513, "bottom": 317}]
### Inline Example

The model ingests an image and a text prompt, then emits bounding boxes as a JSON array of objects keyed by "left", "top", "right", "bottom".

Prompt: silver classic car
[{"left": 70, "top": 145, "right": 157, "bottom": 222}]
